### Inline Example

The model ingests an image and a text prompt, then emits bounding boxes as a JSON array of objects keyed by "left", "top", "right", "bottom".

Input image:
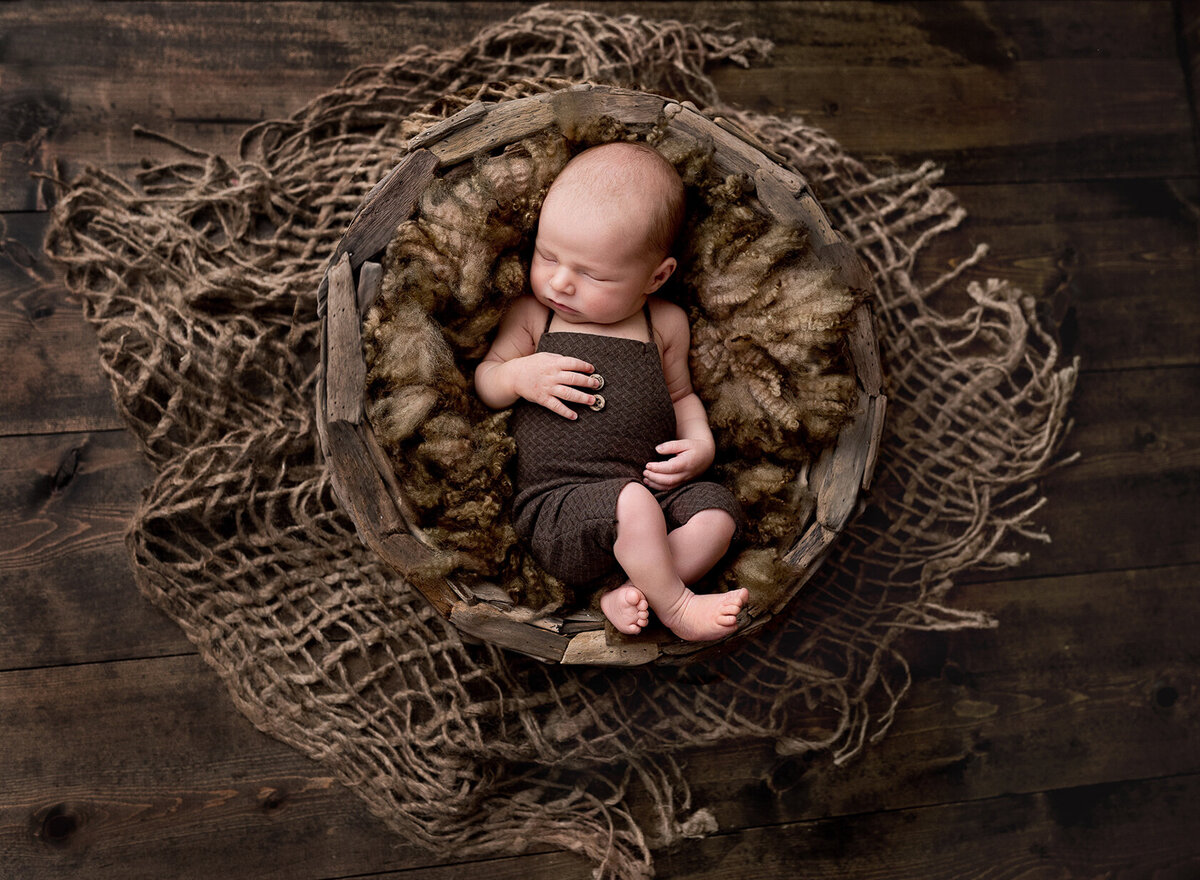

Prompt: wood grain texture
[{"left": 1, "top": 1, "right": 1197, "bottom": 878}]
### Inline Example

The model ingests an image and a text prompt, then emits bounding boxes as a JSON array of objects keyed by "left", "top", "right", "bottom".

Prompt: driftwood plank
[
  {"left": 814, "top": 394, "right": 871, "bottom": 533},
  {"left": 322, "top": 419, "right": 404, "bottom": 540},
  {"left": 424, "top": 98, "right": 557, "bottom": 167},
  {"left": 330, "top": 148, "right": 438, "bottom": 274},
  {"left": 355, "top": 260, "right": 383, "bottom": 315},
  {"left": 549, "top": 85, "right": 667, "bottom": 136},
  {"left": 780, "top": 521, "right": 838, "bottom": 584},
  {"left": 561, "top": 629, "right": 661, "bottom": 666},
  {"left": 846, "top": 301, "right": 883, "bottom": 396},
  {"left": 862, "top": 393, "right": 886, "bottom": 491},
  {"left": 324, "top": 254, "right": 365, "bottom": 424},
  {"left": 448, "top": 601, "right": 568, "bottom": 663}
]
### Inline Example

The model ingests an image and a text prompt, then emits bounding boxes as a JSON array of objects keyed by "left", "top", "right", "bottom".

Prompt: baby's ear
[{"left": 648, "top": 256, "right": 677, "bottom": 293}]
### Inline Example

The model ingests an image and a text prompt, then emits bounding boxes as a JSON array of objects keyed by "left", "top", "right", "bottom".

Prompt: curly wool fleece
[{"left": 363, "top": 122, "right": 861, "bottom": 610}]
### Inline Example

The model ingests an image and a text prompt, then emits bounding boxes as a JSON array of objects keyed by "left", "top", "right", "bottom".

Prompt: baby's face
[{"left": 530, "top": 189, "right": 673, "bottom": 327}]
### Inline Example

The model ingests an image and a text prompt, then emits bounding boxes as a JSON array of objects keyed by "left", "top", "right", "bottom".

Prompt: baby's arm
[
  {"left": 475, "top": 296, "right": 600, "bottom": 420},
  {"left": 643, "top": 299, "right": 717, "bottom": 490}
]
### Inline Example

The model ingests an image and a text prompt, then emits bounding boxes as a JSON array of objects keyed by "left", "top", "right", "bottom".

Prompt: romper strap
[
  {"left": 543, "top": 307, "right": 556, "bottom": 333},
  {"left": 643, "top": 303, "right": 654, "bottom": 341}
]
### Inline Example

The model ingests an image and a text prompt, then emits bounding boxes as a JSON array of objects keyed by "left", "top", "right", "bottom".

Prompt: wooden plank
[
  {"left": 320, "top": 420, "right": 457, "bottom": 615},
  {"left": 0, "top": 429, "right": 183, "bottom": 671},
  {"left": 355, "top": 260, "right": 383, "bottom": 315},
  {"left": 912, "top": 178, "right": 1200, "bottom": 373},
  {"left": 448, "top": 601, "right": 568, "bottom": 663},
  {"left": 239, "top": 777, "right": 1200, "bottom": 879},
  {"left": 0, "top": 2, "right": 533, "bottom": 210},
  {"left": 718, "top": 56, "right": 1194, "bottom": 184},
  {"left": 424, "top": 98, "right": 557, "bottom": 168},
  {"left": 656, "top": 563, "right": 1200, "bottom": 833},
  {"left": 323, "top": 254, "right": 365, "bottom": 424},
  {"left": 322, "top": 419, "right": 405, "bottom": 539},
  {"left": 561, "top": 629, "right": 661, "bottom": 666},
  {"left": 861, "top": 394, "right": 886, "bottom": 491},
  {"left": 328, "top": 149, "right": 438, "bottom": 277},
  {"left": 3, "top": 564, "right": 1196, "bottom": 879},
  {"left": 0, "top": 214, "right": 125, "bottom": 437},
  {"left": 987, "top": 364, "right": 1200, "bottom": 581},
  {"left": 4, "top": 2, "right": 1190, "bottom": 211},
  {"left": 654, "top": 774, "right": 1200, "bottom": 879},
  {"left": 814, "top": 391, "right": 871, "bottom": 532},
  {"left": 0, "top": 654, "right": 443, "bottom": 880},
  {"left": 846, "top": 302, "right": 882, "bottom": 396}
]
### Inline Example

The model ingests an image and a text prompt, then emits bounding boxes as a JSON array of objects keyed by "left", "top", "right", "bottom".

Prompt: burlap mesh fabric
[{"left": 43, "top": 7, "right": 1078, "bottom": 879}]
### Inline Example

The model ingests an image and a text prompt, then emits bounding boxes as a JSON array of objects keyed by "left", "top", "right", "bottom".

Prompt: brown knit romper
[{"left": 511, "top": 306, "right": 743, "bottom": 587}]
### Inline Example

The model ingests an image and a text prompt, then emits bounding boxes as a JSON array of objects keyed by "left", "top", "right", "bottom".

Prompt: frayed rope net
[{"left": 43, "top": 6, "right": 1077, "bottom": 878}]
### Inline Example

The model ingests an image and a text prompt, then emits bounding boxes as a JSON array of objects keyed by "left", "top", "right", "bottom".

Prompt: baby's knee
[
  {"left": 691, "top": 508, "right": 737, "bottom": 545},
  {"left": 616, "top": 481, "right": 665, "bottom": 527}
]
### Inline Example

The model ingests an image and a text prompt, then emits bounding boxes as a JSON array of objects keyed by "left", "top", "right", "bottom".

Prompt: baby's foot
[
  {"left": 601, "top": 585, "right": 650, "bottom": 635},
  {"left": 657, "top": 587, "right": 749, "bottom": 642}
]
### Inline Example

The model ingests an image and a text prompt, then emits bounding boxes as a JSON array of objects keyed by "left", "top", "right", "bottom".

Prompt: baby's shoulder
[
  {"left": 648, "top": 297, "right": 690, "bottom": 345},
  {"left": 502, "top": 295, "right": 551, "bottom": 332}
]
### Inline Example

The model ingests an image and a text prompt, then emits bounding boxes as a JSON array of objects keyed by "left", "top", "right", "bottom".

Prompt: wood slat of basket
[
  {"left": 325, "top": 253, "right": 365, "bottom": 424},
  {"left": 318, "top": 149, "right": 438, "bottom": 315},
  {"left": 407, "top": 101, "right": 490, "bottom": 151},
  {"left": 449, "top": 600, "right": 569, "bottom": 663},
  {"left": 324, "top": 420, "right": 406, "bottom": 538},
  {"left": 819, "top": 237, "right": 876, "bottom": 297},
  {"left": 847, "top": 301, "right": 883, "bottom": 396},
  {"left": 781, "top": 522, "right": 840, "bottom": 587},
  {"left": 324, "top": 419, "right": 455, "bottom": 616},
  {"left": 561, "top": 629, "right": 662, "bottom": 666},
  {"left": 815, "top": 391, "right": 874, "bottom": 533},
  {"left": 356, "top": 260, "right": 383, "bottom": 315},
  {"left": 359, "top": 410, "right": 425, "bottom": 537},
  {"left": 712, "top": 115, "right": 791, "bottom": 167},
  {"left": 666, "top": 104, "right": 797, "bottom": 191},
  {"left": 863, "top": 394, "right": 887, "bottom": 491},
  {"left": 751, "top": 166, "right": 837, "bottom": 244},
  {"left": 550, "top": 85, "right": 667, "bottom": 136},
  {"left": 423, "top": 98, "right": 558, "bottom": 167}
]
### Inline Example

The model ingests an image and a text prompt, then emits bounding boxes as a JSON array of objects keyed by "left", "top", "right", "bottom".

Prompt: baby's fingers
[
  {"left": 643, "top": 469, "right": 685, "bottom": 490},
  {"left": 644, "top": 457, "right": 688, "bottom": 475},
  {"left": 654, "top": 440, "right": 691, "bottom": 457},
  {"left": 541, "top": 385, "right": 597, "bottom": 419},
  {"left": 549, "top": 355, "right": 595, "bottom": 376}
]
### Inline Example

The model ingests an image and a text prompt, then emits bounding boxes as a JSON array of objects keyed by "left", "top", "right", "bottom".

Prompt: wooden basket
[{"left": 315, "top": 84, "right": 885, "bottom": 666}]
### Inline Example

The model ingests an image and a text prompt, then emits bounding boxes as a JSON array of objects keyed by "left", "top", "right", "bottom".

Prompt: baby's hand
[
  {"left": 643, "top": 439, "right": 715, "bottom": 490},
  {"left": 510, "top": 352, "right": 600, "bottom": 420}
]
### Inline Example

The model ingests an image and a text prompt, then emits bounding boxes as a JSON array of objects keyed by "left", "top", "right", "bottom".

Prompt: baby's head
[
  {"left": 531, "top": 143, "right": 685, "bottom": 325},
  {"left": 543, "top": 142, "right": 684, "bottom": 259}
]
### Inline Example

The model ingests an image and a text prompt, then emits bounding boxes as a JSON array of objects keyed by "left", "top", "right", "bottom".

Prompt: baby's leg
[
  {"left": 610, "top": 483, "right": 746, "bottom": 642},
  {"left": 667, "top": 508, "right": 737, "bottom": 585}
]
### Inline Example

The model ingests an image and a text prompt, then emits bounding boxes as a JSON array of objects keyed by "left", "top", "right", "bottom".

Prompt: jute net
[{"left": 43, "top": 7, "right": 1078, "bottom": 878}]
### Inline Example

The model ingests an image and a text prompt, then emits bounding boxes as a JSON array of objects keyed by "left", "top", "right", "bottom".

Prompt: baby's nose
[{"left": 550, "top": 266, "right": 574, "bottom": 293}]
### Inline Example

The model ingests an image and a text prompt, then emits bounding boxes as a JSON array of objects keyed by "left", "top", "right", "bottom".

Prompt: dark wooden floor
[{"left": 2, "top": 2, "right": 1198, "bottom": 878}]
